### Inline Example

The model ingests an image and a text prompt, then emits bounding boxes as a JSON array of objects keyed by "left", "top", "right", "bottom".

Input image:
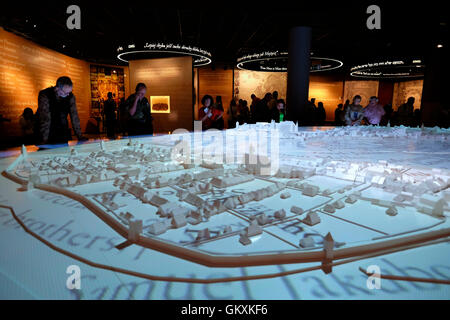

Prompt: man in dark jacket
[
  {"left": 255, "top": 93, "right": 272, "bottom": 123},
  {"left": 35, "top": 76, "right": 86, "bottom": 144},
  {"left": 125, "top": 83, "right": 153, "bottom": 136},
  {"left": 104, "top": 92, "right": 117, "bottom": 139}
]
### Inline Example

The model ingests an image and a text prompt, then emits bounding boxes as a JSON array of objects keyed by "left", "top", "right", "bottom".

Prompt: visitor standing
[{"left": 345, "top": 95, "right": 365, "bottom": 126}]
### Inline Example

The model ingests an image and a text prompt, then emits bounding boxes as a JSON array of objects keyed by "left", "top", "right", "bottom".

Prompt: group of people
[
  {"left": 249, "top": 91, "right": 286, "bottom": 125},
  {"left": 13, "top": 76, "right": 155, "bottom": 146},
  {"left": 6, "top": 76, "right": 435, "bottom": 146},
  {"left": 197, "top": 92, "right": 424, "bottom": 130},
  {"left": 88, "top": 82, "right": 154, "bottom": 139},
  {"left": 198, "top": 91, "right": 286, "bottom": 131},
  {"left": 334, "top": 95, "right": 420, "bottom": 127},
  {"left": 302, "top": 98, "right": 327, "bottom": 126}
]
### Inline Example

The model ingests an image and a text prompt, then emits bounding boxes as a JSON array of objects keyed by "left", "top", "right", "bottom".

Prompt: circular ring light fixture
[
  {"left": 350, "top": 59, "right": 425, "bottom": 79},
  {"left": 236, "top": 51, "right": 343, "bottom": 72},
  {"left": 117, "top": 42, "right": 212, "bottom": 67}
]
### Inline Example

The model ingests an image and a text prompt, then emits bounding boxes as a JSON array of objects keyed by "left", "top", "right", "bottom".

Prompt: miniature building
[
  {"left": 157, "top": 203, "right": 179, "bottom": 217},
  {"left": 345, "top": 194, "right": 357, "bottom": 204},
  {"left": 432, "top": 199, "right": 446, "bottom": 217},
  {"left": 280, "top": 191, "right": 291, "bottom": 199},
  {"left": 128, "top": 219, "right": 143, "bottom": 241},
  {"left": 257, "top": 213, "right": 270, "bottom": 225},
  {"left": 323, "top": 204, "right": 336, "bottom": 213},
  {"left": 170, "top": 206, "right": 191, "bottom": 218},
  {"left": 400, "top": 192, "right": 414, "bottom": 201},
  {"left": 238, "top": 193, "right": 254, "bottom": 204},
  {"left": 210, "top": 174, "right": 253, "bottom": 188},
  {"left": 147, "top": 221, "right": 167, "bottom": 235},
  {"left": 302, "top": 184, "right": 320, "bottom": 197},
  {"left": 332, "top": 200, "right": 345, "bottom": 209},
  {"left": 323, "top": 232, "right": 334, "bottom": 259},
  {"left": 386, "top": 206, "right": 398, "bottom": 216},
  {"left": 184, "top": 193, "right": 205, "bottom": 208},
  {"left": 171, "top": 213, "right": 187, "bottom": 228},
  {"left": 121, "top": 212, "right": 134, "bottom": 221},
  {"left": 239, "top": 233, "right": 252, "bottom": 246},
  {"left": 148, "top": 193, "right": 168, "bottom": 206},
  {"left": 247, "top": 220, "right": 263, "bottom": 237},
  {"left": 290, "top": 206, "right": 304, "bottom": 215},
  {"left": 303, "top": 211, "right": 321, "bottom": 226},
  {"left": 299, "top": 236, "right": 315, "bottom": 248},
  {"left": 321, "top": 232, "right": 335, "bottom": 274},
  {"left": 187, "top": 210, "right": 203, "bottom": 225},
  {"left": 274, "top": 209, "right": 286, "bottom": 219},
  {"left": 196, "top": 228, "right": 211, "bottom": 241}
]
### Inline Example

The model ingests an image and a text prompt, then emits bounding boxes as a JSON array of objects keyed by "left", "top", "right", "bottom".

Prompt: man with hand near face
[
  {"left": 125, "top": 82, "right": 153, "bottom": 136},
  {"left": 364, "top": 96, "right": 385, "bottom": 125},
  {"left": 35, "top": 76, "right": 86, "bottom": 144}
]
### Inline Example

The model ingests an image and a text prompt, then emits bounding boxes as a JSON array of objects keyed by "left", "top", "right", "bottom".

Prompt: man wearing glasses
[{"left": 36, "top": 76, "right": 86, "bottom": 144}]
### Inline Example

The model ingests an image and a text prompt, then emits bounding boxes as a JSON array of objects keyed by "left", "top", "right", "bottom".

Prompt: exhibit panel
[
  {"left": 308, "top": 75, "right": 344, "bottom": 121},
  {"left": 393, "top": 80, "right": 424, "bottom": 111},
  {"left": 0, "top": 27, "right": 91, "bottom": 137},
  {"left": 343, "top": 80, "right": 379, "bottom": 107},
  {"left": 0, "top": 3, "right": 448, "bottom": 303},
  {"left": 198, "top": 67, "right": 233, "bottom": 127},
  {"left": 234, "top": 70, "right": 287, "bottom": 103},
  {"left": 129, "top": 57, "right": 193, "bottom": 134},
  {"left": 0, "top": 123, "right": 449, "bottom": 299}
]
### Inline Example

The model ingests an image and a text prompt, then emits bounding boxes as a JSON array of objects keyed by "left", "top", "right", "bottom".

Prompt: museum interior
[
  {"left": 1, "top": 3, "right": 450, "bottom": 301},
  {"left": 0, "top": 3, "right": 448, "bottom": 150}
]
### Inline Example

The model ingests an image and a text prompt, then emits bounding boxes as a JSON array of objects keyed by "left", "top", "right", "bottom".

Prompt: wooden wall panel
[
  {"left": 129, "top": 57, "right": 193, "bottom": 133},
  {"left": 343, "top": 80, "right": 379, "bottom": 107},
  {"left": 0, "top": 27, "right": 91, "bottom": 137},
  {"left": 392, "top": 80, "right": 423, "bottom": 110},
  {"left": 234, "top": 69, "right": 287, "bottom": 102},
  {"left": 309, "top": 74, "right": 344, "bottom": 122},
  {"left": 198, "top": 68, "right": 233, "bottom": 128},
  {"left": 234, "top": 71, "right": 343, "bottom": 122},
  {"left": 377, "top": 81, "right": 394, "bottom": 106},
  {"left": 193, "top": 68, "right": 199, "bottom": 121}
]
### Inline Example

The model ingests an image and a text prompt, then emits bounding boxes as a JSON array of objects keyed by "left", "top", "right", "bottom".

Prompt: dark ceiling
[{"left": 1, "top": 1, "right": 448, "bottom": 74}]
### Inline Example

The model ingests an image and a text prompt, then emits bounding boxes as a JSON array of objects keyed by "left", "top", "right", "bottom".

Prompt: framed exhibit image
[
  {"left": 151, "top": 96, "right": 170, "bottom": 113},
  {"left": 90, "top": 65, "right": 125, "bottom": 109}
]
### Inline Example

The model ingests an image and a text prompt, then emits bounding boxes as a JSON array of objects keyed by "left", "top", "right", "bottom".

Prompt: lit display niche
[{"left": 151, "top": 96, "right": 170, "bottom": 114}]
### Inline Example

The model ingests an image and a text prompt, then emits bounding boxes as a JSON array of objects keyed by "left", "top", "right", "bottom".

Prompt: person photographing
[
  {"left": 199, "top": 95, "right": 223, "bottom": 130},
  {"left": 125, "top": 83, "right": 153, "bottom": 136}
]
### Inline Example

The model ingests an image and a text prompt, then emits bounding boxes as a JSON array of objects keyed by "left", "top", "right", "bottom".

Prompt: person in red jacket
[{"left": 199, "top": 95, "right": 223, "bottom": 130}]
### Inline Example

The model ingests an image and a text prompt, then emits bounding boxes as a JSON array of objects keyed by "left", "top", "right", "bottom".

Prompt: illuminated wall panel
[
  {"left": 392, "top": 80, "right": 424, "bottom": 110},
  {"left": 0, "top": 27, "right": 91, "bottom": 137},
  {"left": 234, "top": 70, "right": 343, "bottom": 122},
  {"left": 234, "top": 70, "right": 287, "bottom": 102},
  {"left": 129, "top": 57, "right": 193, "bottom": 133},
  {"left": 150, "top": 96, "right": 170, "bottom": 113},
  {"left": 309, "top": 74, "right": 344, "bottom": 122},
  {"left": 198, "top": 68, "right": 233, "bottom": 128},
  {"left": 343, "top": 80, "right": 379, "bottom": 107}
]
